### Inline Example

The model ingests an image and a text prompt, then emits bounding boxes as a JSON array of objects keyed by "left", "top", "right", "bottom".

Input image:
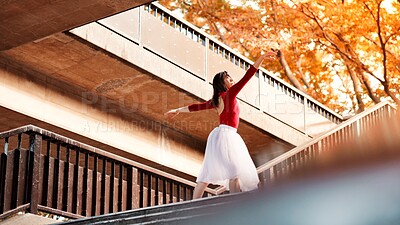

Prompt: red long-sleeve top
[{"left": 188, "top": 65, "right": 258, "bottom": 128}]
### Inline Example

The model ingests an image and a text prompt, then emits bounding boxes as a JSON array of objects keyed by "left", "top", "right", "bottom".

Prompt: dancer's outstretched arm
[
  {"left": 164, "top": 106, "right": 189, "bottom": 119},
  {"left": 164, "top": 100, "right": 213, "bottom": 119}
]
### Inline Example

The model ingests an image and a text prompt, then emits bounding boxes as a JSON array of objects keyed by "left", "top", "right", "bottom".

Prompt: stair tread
[
  {"left": 60, "top": 191, "right": 257, "bottom": 224},
  {"left": 90, "top": 201, "right": 231, "bottom": 224}
]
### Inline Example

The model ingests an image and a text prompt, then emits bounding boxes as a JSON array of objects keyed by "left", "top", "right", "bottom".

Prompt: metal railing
[
  {"left": 256, "top": 102, "right": 397, "bottom": 184},
  {"left": 0, "top": 126, "right": 218, "bottom": 219},
  {"left": 143, "top": 2, "right": 343, "bottom": 124}
]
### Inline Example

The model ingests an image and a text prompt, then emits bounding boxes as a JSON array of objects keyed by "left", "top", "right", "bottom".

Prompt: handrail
[
  {"left": 0, "top": 124, "right": 219, "bottom": 218},
  {"left": 147, "top": 2, "right": 343, "bottom": 123},
  {"left": 0, "top": 124, "right": 212, "bottom": 192},
  {"left": 256, "top": 101, "right": 396, "bottom": 177}
]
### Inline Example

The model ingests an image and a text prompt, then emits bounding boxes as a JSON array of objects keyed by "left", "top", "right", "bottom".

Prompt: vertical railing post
[
  {"left": 52, "top": 144, "right": 61, "bottom": 209},
  {"left": 355, "top": 119, "right": 361, "bottom": 146},
  {"left": 41, "top": 140, "right": 51, "bottom": 207},
  {"left": 176, "top": 184, "right": 181, "bottom": 202},
  {"left": 100, "top": 158, "right": 106, "bottom": 214},
  {"left": 147, "top": 173, "right": 152, "bottom": 206},
  {"left": 117, "top": 163, "right": 123, "bottom": 212},
  {"left": 82, "top": 152, "right": 89, "bottom": 216},
  {"left": 91, "top": 154, "right": 98, "bottom": 216},
  {"left": 126, "top": 166, "right": 133, "bottom": 210},
  {"left": 0, "top": 137, "right": 9, "bottom": 213},
  {"left": 27, "top": 133, "right": 42, "bottom": 214},
  {"left": 0, "top": 148, "right": 7, "bottom": 214},
  {"left": 154, "top": 176, "right": 159, "bottom": 205},
  {"left": 183, "top": 186, "right": 187, "bottom": 201},
  {"left": 62, "top": 146, "right": 70, "bottom": 212},
  {"left": 162, "top": 178, "right": 167, "bottom": 204},
  {"left": 139, "top": 170, "right": 144, "bottom": 208},
  {"left": 138, "top": 5, "right": 143, "bottom": 48},
  {"left": 303, "top": 97, "right": 308, "bottom": 136},
  {"left": 109, "top": 160, "right": 115, "bottom": 213},
  {"left": 258, "top": 71, "right": 263, "bottom": 110},
  {"left": 72, "top": 149, "right": 80, "bottom": 214},
  {"left": 204, "top": 36, "right": 209, "bottom": 83},
  {"left": 169, "top": 181, "right": 173, "bottom": 203}
]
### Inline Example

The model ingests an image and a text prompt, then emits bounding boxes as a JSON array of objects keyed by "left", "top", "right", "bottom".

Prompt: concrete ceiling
[{"left": 0, "top": 0, "right": 154, "bottom": 50}]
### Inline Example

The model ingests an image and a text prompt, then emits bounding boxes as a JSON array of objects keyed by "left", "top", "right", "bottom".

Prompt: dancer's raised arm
[{"left": 228, "top": 51, "right": 276, "bottom": 97}]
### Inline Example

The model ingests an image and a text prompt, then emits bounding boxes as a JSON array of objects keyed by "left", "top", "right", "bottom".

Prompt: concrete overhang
[{"left": 0, "top": 0, "right": 155, "bottom": 51}]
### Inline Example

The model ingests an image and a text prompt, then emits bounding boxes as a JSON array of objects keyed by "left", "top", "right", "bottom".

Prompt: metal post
[
  {"left": 303, "top": 97, "right": 308, "bottom": 136},
  {"left": 138, "top": 5, "right": 143, "bottom": 48},
  {"left": 204, "top": 37, "right": 209, "bottom": 83}
]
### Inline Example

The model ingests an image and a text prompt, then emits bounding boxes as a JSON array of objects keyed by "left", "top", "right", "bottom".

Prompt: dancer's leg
[
  {"left": 229, "top": 178, "right": 240, "bottom": 193},
  {"left": 193, "top": 182, "right": 208, "bottom": 199}
]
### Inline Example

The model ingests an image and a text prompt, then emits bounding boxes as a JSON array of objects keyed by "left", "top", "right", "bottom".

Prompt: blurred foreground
[{"left": 193, "top": 110, "right": 400, "bottom": 225}]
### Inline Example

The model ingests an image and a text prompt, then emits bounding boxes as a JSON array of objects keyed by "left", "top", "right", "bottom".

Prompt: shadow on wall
[{"left": 196, "top": 110, "right": 400, "bottom": 225}]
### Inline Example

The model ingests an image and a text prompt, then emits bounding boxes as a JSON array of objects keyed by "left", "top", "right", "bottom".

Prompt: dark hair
[{"left": 212, "top": 71, "right": 228, "bottom": 107}]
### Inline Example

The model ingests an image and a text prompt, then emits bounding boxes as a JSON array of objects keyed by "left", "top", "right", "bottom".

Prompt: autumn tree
[
  {"left": 158, "top": 0, "right": 400, "bottom": 115},
  {"left": 292, "top": 0, "right": 400, "bottom": 111}
]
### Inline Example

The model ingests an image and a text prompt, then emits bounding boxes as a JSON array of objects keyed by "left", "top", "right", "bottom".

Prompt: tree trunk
[
  {"left": 358, "top": 70, "right": 381, "bottom": 104},
  {"left": 278, "top": 50, "right": 307, "bottom": 93},
  {"left": 344, "top": 62, "right": 365, "bottom": 113},
  {"left": 295, "top": 53, "right": 310, "bottom": 89},
  {"left": 383, "top": 82, "right": 400, "bottom": 105}
]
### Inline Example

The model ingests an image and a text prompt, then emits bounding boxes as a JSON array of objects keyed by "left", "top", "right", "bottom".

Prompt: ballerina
[{"left": 165, "top": 51, "right": 277, "bottom": 199}]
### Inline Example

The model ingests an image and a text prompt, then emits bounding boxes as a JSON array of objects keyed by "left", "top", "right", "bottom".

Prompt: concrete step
[
  {"left": 89, "top": 202, "right": 223, "bottom": 225},
  {"left": 0, "top": 213, "right": 58, "bottom": 225},
  {"left": 58, "top": 191, "right": 257, "bottom": 225}
]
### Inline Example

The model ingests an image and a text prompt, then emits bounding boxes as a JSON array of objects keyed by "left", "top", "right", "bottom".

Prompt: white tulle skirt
[{"left": 196, "top": 124, "right": 259, "bottom": 191}]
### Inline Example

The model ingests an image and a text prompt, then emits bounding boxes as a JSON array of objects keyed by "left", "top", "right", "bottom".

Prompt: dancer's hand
[
  {"left": 263, "top": 51, "right": 277, "bottom": 60},
  {"left": 253, "top": 51, "right": 277, "bottom": 68},
  {"left": 164, "top": 109, "right": 179, "bottom": 119}
]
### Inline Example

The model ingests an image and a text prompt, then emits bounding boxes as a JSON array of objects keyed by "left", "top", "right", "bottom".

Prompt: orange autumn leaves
[{"left": 159, "top": 0, "right": 400, "bottom": 115}]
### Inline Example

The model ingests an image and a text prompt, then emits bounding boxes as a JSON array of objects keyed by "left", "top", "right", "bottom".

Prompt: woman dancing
[{"left": 165, "top": 51, "right": 277, "bottom": 199}]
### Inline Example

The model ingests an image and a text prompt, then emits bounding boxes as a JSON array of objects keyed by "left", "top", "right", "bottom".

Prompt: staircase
[
  {"left": 0, "top": 103, "right": 397, "bottom": 223},
  {"left": 53, "top": 102, "right": 398, "bottom": 224},
  {"left": 56, "top": 160, "right": 400, "bottom": 225}
]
